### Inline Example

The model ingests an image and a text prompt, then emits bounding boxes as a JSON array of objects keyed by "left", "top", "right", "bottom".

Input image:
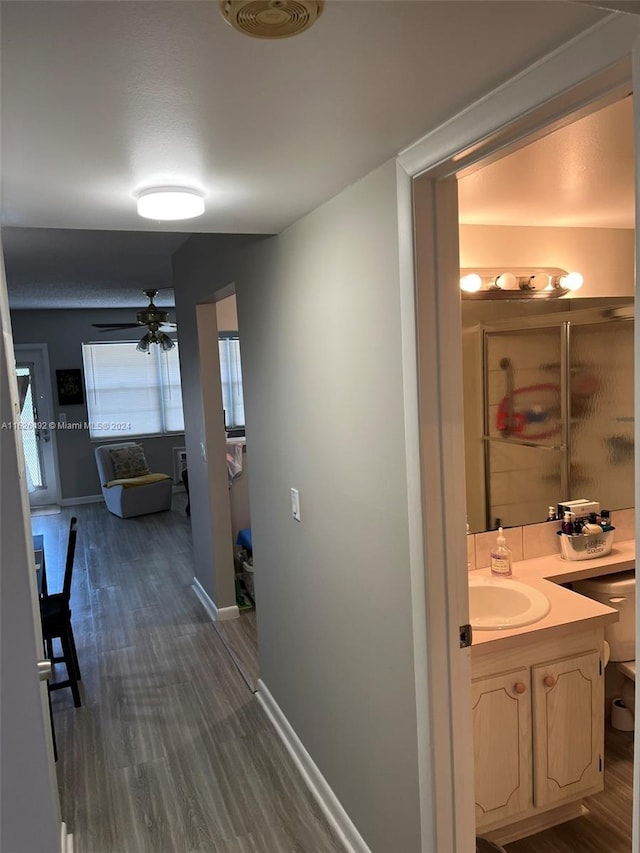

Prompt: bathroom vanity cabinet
[{"left": 472, "top": 626, "right": 604, "bottom": 842}]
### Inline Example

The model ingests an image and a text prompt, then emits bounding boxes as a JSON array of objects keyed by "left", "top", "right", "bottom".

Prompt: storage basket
[{"left": 557, "top": 527, "right": 615, "bottom": 561}]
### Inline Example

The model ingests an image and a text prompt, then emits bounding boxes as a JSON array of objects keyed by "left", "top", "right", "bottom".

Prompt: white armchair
[{"left": 94, "top": 442, "right": 172, "bottom": 518}]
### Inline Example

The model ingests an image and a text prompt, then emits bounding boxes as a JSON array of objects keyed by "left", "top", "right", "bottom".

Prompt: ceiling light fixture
[
  {"left": 136, "top": 187, "right": 205, "bottom": 221},
  {"left": 460, "top": 267, "right": 583, "bottom": 299}
]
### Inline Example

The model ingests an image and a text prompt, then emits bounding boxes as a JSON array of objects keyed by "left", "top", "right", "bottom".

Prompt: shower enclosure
[{"left": 473, "top": 307, "right": 633, "bottom": 530}]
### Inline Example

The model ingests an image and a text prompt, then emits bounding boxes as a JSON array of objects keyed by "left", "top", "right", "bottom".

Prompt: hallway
[{"left": 34, "top": 503, "right": 344, "bottom": 853}]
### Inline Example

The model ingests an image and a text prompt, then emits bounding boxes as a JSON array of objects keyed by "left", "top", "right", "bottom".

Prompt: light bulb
[
  {"left": 560, "top": 271, "right": 584, "bottom": 291},
  {"left": 460, "top": 273, "right": 482, "bottom": 293},
  {"left": 494, "top": 272, "right": 516, "bottom": 290}
]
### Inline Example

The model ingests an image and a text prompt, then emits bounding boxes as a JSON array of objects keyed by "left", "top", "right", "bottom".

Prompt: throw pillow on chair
[{"left": 109, "top": 444, "right": 150, "bottom": 479}]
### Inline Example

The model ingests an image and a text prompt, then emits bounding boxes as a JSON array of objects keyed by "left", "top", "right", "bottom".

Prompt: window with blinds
[
  {"left": 82, "top": 341, "right": 185, "bottom": 439},
  {"left": 218, "top": 335, "right": 245, "bottom": 430}
]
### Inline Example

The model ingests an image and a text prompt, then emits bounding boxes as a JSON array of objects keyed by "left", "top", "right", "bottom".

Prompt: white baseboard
[
  {"left": 60, "top": 822, "right": 74, "bottom": 853},
  {"left": 59, "top": 494, "right": 104, "bottom": 506},
  {"left": 192, "top": 577, "right": 239, "bottom": 622},
  {"left": 256, "top": 679, "right": 372, "bottom": 853}
]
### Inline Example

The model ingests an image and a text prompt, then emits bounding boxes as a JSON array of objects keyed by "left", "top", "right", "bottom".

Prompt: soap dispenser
[
  {"left": 561, "top": 511, "right": 574, "bottom": 536},
  {"left": 490, "top": 527, "right": 512, "bottom": 577}
]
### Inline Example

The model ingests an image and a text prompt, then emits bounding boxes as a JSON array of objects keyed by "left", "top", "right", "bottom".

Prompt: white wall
[
  {"left": 173, "top": 164, "right": 422, "bottom": 851},
  {"left": 216, "top": 294, "right": 238, "bottom": 331}
]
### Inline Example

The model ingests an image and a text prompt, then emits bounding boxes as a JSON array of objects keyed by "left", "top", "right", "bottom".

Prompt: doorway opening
[
  {"left": 411, "top": 72, "right": 636, "bottom": 852},
  {"left": 199, "top": 290, "right": 258, "bottom": 691},
  {"left": 459, "top": 93, "right": 635, "bottom": 852}
]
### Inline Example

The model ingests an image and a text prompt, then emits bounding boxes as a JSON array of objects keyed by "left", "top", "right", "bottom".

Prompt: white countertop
[{"left": 470, "top": 539, "right": 634, "bottom": 650}]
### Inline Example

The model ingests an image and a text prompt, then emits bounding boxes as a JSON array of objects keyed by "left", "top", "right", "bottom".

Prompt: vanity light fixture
[
  {"left": 136, "top": 187, "right": 205, "bottom": 221},
  {"left": 460, "top": 267, "right": 583, "bottom": 299}
]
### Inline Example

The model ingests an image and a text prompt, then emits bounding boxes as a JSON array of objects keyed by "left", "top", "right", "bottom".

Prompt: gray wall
[
  {"left": 174, "top": 162, "right": 422, "bottom": 851},
  {"left": 10, "top": 309, "right": 184, "bottom": 500},
  {"left": 1, "top": 247, "right": 61, "bottom": 852}
]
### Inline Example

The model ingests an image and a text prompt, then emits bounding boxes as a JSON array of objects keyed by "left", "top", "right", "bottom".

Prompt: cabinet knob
[
  {"left": 543, "top": 675, "right": 556, "bottom": 688},
  {"left": 514, "top": 682, "right": 527, "bottom": 694}
]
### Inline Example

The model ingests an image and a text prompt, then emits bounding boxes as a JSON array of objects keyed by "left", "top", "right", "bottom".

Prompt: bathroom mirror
[
  {"left": 458, "top": 95, "right": 636, "bottom": 533},
  {"left": 463, "top": 296, "right": 634, "bottom": 532}
]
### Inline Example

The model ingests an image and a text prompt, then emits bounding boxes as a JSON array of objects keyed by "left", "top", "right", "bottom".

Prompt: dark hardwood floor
[
  {"left": 32, "top": 501, "right": 636, "bottom": 853},
  {"left": 33, "top": 502, "right": 344, "bottom": 853},
  {"left": 502, "top": 722, "right": 634, "bottom": 853},
  {"left": 213, "top": 609, "right": 259, "bottom": 692}
]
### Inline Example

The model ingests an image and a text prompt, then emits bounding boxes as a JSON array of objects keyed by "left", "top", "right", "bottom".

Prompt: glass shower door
[
  {"left": 484, "top": 326, "right": 565, "bottom": 529},
  {"left": 568, "top": 318, "right": 634, "bottom": 513}
]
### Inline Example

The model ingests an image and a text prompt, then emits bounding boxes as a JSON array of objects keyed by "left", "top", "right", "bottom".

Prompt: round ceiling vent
[{"left": 220, "top": 0, "right": 324, "bottom": 39}]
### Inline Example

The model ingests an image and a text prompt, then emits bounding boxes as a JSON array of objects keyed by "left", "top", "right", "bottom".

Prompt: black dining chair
[{"left": 40, "top": 516, "right": 82, "bottom": 708}]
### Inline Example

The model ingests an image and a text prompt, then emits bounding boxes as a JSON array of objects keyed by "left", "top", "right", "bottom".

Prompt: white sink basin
[{"left": 468, "top": 576, "right": 551, "bottom": 631}]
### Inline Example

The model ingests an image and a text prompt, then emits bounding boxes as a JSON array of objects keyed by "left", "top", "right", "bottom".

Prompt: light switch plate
[{"left": 291, "top": 487, "right": 301, "bottom": 522}]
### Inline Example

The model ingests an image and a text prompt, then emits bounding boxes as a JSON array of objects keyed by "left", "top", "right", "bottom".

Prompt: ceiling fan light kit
[
  {"left": 219, "top": 0, "right": 324, "bottom": 39},
  {"left": 136, "top": 333, "right": 151, "bottom": 353},
  {"left": 136, "top": 187, "right": 205, "bottom": 221},
  {"left": 136, "top": 330, "right": 175, "bottom": 353}
]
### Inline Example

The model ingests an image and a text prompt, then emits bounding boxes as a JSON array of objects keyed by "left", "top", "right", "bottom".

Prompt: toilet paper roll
[
  {"left": 611, "top": 697, "right": 635, "bottom": 732},
  {"left": 602, "top": 639, "right": 610, "bottom": 668}
]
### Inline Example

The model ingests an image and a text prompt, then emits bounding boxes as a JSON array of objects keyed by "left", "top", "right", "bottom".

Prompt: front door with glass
[{"left": 14, "top": 345, "right": 59, "bottom": 507}]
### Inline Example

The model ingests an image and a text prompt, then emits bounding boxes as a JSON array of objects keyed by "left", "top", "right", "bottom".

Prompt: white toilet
[{"left": 573, "top": 570, "right": 636, "bottom": 725}]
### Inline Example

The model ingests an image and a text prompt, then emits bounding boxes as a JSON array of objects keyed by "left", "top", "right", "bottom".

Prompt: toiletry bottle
[
  {"left": 600, "top": 509, "right": 612, "bottom": 531},
  {"left": 547, "top": 506, "right": 556, "bottom": 521},
  {"left": 490, "top": 527, "right": 512, "bottom": 577},
  {"left": 561, "top": 511, "right": 574, "bottom": 535}
]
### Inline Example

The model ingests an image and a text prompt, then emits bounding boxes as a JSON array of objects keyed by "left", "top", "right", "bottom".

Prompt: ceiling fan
[{"left": 92, "top": 289, "right": 177, "bottom": 352}]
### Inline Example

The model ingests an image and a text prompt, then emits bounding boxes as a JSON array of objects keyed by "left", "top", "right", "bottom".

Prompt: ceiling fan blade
[{"left": 92, "top": 323, "right": 141, "bottom": 330}]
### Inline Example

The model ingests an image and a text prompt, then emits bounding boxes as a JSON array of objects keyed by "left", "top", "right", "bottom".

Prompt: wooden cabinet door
[
  {"left": 473, "top": 668, "right": 532, "bottom": 829},
  {"left": 532, "top": 650, "right": 603, "bottom": 809}
]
